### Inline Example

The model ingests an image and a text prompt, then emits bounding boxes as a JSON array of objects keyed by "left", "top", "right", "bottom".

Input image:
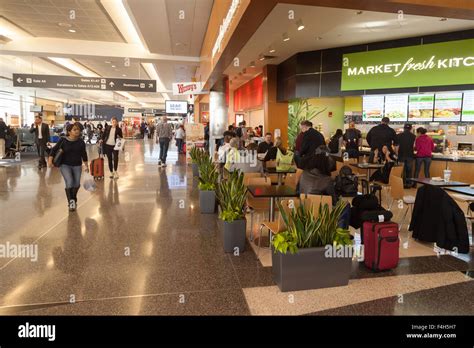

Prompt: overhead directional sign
[{"left": 12, "top": 73, "right": 156, "bottom": 92}]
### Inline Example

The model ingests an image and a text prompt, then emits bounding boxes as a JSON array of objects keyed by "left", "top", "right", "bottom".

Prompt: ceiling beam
[{"left": 0, "top": 37, "right": 200, "bottom": 65}]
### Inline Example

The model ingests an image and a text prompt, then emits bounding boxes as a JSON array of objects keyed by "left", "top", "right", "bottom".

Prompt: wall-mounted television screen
[
  {"left": 362, "top": 95, "right": 384, "bottom": 121},
  {"left": 165, "top": 100, "right": 188, "bottom": 114},
  {"left": 434, "top": 92, "right": 462, "bottom": 122},
  {"left": 408, "top": 94, "right": 434, "bottom": 122}
]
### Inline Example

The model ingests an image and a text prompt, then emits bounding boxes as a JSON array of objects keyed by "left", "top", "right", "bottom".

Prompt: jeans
[
  {"left": 415, "top": 157, "right": 431, "bottom": 178},
  {"left": 159, "top": 137, "right": 170, "bottom": 163},
  {"left": 60, "top": 165, "right": 82, "bottom": 188},
  {"left": 103, "top": 144, "right": 119, "bottom": 172},
  {"left": 400, "top": 158, "right": 414, "bottom": 186},
  {"left": 176, "top": 138, "right": 184, "bottom": 153}
]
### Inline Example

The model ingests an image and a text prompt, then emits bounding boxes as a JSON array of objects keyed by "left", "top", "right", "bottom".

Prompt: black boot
[
  {"left": 65, "top": 188, "right": 76, "bottom": 212},
  {"left": 72, "top": 186, "right": 80, "bottom": 206}
]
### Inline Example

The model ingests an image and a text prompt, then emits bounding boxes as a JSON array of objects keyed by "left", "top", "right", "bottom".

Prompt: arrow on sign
[
  {"left": 17, "top": 77, "right": 23, "bottom": 83},
  {"left": 109, "top": 81, "right": 115, "bottom": 87},
  {"left": 148, "top": 83, "right": 153, "bottom": 88}
]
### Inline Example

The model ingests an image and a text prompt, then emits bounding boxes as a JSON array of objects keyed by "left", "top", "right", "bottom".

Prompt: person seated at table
[
  {"left": 218, "top": 135, "right": 232, "bottom": 164},
  {"left": 262, "top": 137, "right": 287, "bottom": 162},
  {"left": 257, "top": 132, "right": 273, "bottom": 154},
  {"left": 369, "top": 145, "right": 396, "bottom": 184},
  {"left": 224, "top": 138, "right": 240, "bottom": 171},
  {"left": 299, "top": 145, "right": 336, "bottom": 203}
]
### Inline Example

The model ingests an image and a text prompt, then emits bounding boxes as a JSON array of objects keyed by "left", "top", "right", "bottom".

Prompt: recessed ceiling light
[
  {"left": 58, "top": 22, "right": 72, "bottom": 28},
  {"left": 296, "top": 19, "right": 305, "bottom": 31},
  {"left": 111, "top": 65, "right": 116, "bottom": 68},
  {"left": 122, "top": 74, "right": 126, "bottom": 77},
  {"left": 249, "top": 61, "right": 256, "bottom": 68},
  {"left": 269, "top": 48, "right": 276, "bottom": 53},
  {"left": 282, "top": 32, "right": 290, "bottom": 42},
  {"left": 440, "top": 17, "right": 447, "bottom": 21},
  {"left": 259, "top": 54, "right": 265, "bottom": 61},
  {"left": 68, "top": 29, "right": 76, "bottom": 33},
  {"left": 105, "top": 61, "right": 111, "bottom": 64}
]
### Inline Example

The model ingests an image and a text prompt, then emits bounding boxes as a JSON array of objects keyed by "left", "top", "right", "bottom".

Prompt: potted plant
[
  {"left": 271, "top": 200, "right": 353, "bottom": 292},
  {"left": 190, "top": 146, "right": 204, "bottom": 177},
  {"left": 198, "top": 154, "right": 219, "bottom": 214},
  {"left": 216, "top": 170, "right": 247, "bottom": 253}
]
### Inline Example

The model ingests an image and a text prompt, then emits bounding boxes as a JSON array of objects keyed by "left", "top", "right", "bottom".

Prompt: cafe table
[
  {"left": 408, "top": 178, "right": 469, "bottom": 187},
  {"left": 264, "top": 166, "right": 297, "bottom": 186},
  {"left": 349, "top": 163, "right": 385, "bottom": 181},
  {"left": 247, "top": 185, "right": 299, "bottom": 222},
  {"left": 444, "top": 186, "right": 474, "bottom": 196}
]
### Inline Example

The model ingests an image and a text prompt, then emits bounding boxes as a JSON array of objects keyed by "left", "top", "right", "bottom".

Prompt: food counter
[{"left": 430, "top": 153, "right": 474, "bottom": 183}]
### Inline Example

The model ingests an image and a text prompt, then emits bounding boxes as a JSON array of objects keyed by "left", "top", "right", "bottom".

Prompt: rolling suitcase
[
  {"left": 90, "top": 149, "right": 104, "bottom": 180},
  {"left": 363, "top": 218, "right": 399, "bottom": 272}
]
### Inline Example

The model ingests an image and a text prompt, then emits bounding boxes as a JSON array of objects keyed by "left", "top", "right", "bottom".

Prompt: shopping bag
[
  {"left": 114, "top": 138, "right": 126, "bottom": 151},
  {"left": 83, "top": 172, "right": 97, "bottom": 192}
]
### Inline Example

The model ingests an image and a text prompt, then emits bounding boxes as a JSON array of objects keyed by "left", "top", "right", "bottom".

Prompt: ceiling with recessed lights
[
  {"left": 0, "top": 0, "right": 213, "bottom": 107},
  {"left": 225, "top": 4, "right": 474, "bottom": 89}
]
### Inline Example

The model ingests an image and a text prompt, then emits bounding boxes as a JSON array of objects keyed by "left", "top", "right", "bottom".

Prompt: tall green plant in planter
[
  {"left": 271, "top": 199, "right": 353, "bottom": 292},
  {"left": 288, "top": 99, "right": 327, "bottom": 150},
  {"left": 216, "top": 170, "right": 247, "bottom": 253},
  {"left": 190, "top": 147, "right": 205, "bottom": 177},
  {"left": 198, "top": 154, "right": 218, "bottom": 214}
]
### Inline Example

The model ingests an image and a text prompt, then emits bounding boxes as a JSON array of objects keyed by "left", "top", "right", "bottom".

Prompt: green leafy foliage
[
  {"left": 190, "top": 146, "right": 206, "bottom": 166},
  {"left": 288, "top": 99, "right": 327, "bottom": 150},
  {"left": 216, "top": 170, "right": 247, "bottom": 223},
  {"left": 198, "top": 153, "right": 218, "bottom": 191},
  {"left": 272, "top": 199, "right": 351, "bottom": 254}
]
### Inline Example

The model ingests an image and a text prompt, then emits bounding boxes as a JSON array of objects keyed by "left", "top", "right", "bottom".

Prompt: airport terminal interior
[{"left": 0, "top": 0, "right": 473, "bottom": 317}]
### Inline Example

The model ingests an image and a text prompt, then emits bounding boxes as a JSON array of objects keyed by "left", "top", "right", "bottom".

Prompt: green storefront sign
[{"left": 341, "top": 39, "right": 474, "bottom": 91}]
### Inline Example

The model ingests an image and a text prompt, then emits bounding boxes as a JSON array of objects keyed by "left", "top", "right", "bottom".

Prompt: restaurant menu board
[
  {"left": 434, "top": 92, "right": 462, "bottom": 122},
  {"left": 384, "top": 94, "right": 408, "bottom": 121},
  {"left": 408, "top": 94, "right": 434, "bottom": 121},
  {"left": 362, "top": 95, "right": 385, "bottom": 121},
  {"left": 461, "top": 91, "right": 474, "bottom": 122}
]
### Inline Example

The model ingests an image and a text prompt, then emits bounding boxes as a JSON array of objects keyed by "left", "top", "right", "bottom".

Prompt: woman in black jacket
[
  {"left": 100, "top": 117, "right": 123, "bottom": 179},
  {"left": 48, "top": 123, "right": 88, "bottom": 212}
]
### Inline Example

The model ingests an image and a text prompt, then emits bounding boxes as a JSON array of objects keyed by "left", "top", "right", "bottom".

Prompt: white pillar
[{"left": 209, "top": 90, "right": 228, "bottom": 155}]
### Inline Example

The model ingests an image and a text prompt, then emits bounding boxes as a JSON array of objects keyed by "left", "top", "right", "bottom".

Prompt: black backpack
[
  {"left": 335, "top": 165, "right": 358, "bottom": 196},
  {"left": 328, "top": 136, "right": 339, "bottom": 154}
]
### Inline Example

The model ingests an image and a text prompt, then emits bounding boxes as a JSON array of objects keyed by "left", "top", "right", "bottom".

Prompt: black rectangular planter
[
  {"left": 272, "top": 246, "right": 352, "bottom": 292},
  {"left": 199, "top": 190, "right": 216, "bottom": 214},
  {"left": 222, "top": 219, "right": 246, "bottom": 253}
]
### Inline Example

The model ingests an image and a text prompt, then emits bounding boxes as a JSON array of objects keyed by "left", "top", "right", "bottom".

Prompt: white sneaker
[
  {"left": 162, "top": 163, "right": 167, "bottom": 167},
  {"left": 113, "top": 171, "right": 119, "bottom": 179},
  {"left": 109, "top": 173, "right": 114, "bottom": 178}
]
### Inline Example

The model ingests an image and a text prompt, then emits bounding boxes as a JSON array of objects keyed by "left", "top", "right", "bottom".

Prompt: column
[{"left": 209, "top": 78, "right": 228, "bottom": 155}]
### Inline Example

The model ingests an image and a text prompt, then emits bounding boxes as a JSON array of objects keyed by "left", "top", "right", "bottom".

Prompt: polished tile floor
[{"left": 0, "top": 139, "right": 472, "bottom": 315}]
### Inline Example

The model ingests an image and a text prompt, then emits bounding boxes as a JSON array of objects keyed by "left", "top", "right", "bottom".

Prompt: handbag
[
  {"left": 114, "top": 138, "right": 125, "bottom": 151},
  {"left": 52, "top": 138, "right": 65, "bottom": 167}
]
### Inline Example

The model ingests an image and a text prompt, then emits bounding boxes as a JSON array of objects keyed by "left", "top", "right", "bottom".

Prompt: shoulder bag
[{"left": 52, "top": 138, "right": 65, "bottom": 167}]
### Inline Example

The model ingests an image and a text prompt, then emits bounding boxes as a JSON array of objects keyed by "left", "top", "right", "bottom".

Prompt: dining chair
[
  {"left": 388, "top": 175, "right": 415, "bottom": 231},
  {"left": 300, "top": 193, "right": 333, "bottom": 218},
  {"left": 245, "top": 176, "right": 271, "bottom": 241}
]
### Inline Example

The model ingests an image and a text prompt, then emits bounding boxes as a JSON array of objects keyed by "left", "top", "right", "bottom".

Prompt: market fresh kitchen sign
[
  {"left": 341, "top": 39, "right": 474, "bottom": 91},
  {"left": 172, "top": 82, "right": 204, "bottom": 96}
]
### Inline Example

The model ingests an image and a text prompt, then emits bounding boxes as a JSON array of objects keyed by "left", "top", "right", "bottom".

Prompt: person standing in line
[
  {"left": 297, "top": 120, "right": 325, "bottom": 169},
  {"left": 48, "top": 123, "right": 88, "bottom": 212},
  {"left": 30, "top": 114, "right": 50, "bottom": 168},
  {"left": 100, "top": 116, "right": 122, "bottom": 179},
  {"left": 395, "top": 123, "right": 416, "bottom": 188},
  {"left": 0, "top": 117, "right": 7, "bottom": 159},
  {"left": 175, "top": 124, "right": 186, "bottom": 154},
  {"left": 414, "top": 127, "right": 435, "bottom": 180},
  {"left": 366, "top": 117, "right": 397, "bottom": 162},
  {"left": 343, "top": 121, "right": 362, "bottom": 159},
  {"left": 155, "top": 116, "right": 173, "bottom": 167}
]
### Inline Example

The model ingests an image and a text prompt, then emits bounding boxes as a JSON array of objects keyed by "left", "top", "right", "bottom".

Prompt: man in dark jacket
[
  {"left": 297, "top": 120, "right": 324, "bottom": 169},
  {"left": 396, "top": 123, "right": 416, "bottom": 188},
  {"left": 0, "top": 117, "right": 7, "bottom": 159},
  {"left": 30, "top": 114, "right": 50, "bottom": 168},
  {"left": 366, "top": 117, "right": 397, "bottom": 162}
]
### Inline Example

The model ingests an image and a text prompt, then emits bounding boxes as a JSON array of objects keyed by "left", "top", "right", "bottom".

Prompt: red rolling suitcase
[
  {"left": 90, "top": 154, "right": 104, "bottom": 180},
  {"left": 363, "top": 220, "right": 399, "bottom": 271}
]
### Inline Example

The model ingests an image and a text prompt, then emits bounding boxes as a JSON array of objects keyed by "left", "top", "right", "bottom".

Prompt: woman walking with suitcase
[
  {"left": 48, "top": 123, "right": 89, "bottom": 212},
  {"left": 100, "top": 117, "right": 123, "bottom": 179}
]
